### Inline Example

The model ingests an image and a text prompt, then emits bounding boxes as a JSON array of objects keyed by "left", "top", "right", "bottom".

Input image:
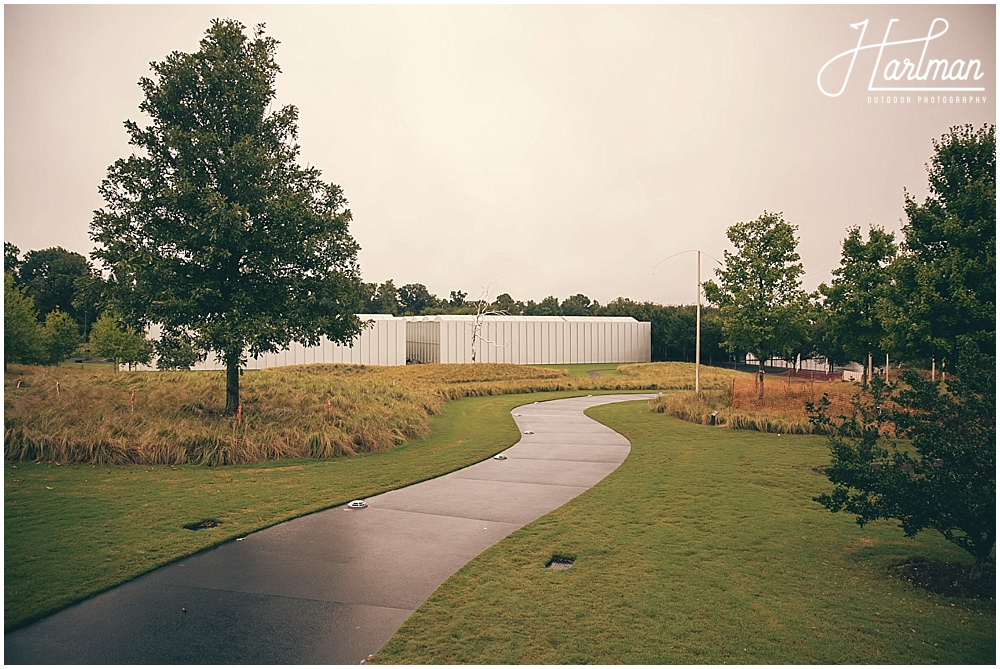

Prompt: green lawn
[
  {"left": 373, "top": 401, "right": 995, "bottom": 664},
  {"left": 7, "top": 392, "right": 993, "bottom": 662},
  {"left": 5, "top": 389, "right": 626, "bottom": 631}
]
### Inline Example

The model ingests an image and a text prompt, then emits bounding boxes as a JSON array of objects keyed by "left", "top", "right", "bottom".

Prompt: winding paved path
[{"left": 5, "top": 393, "right": 654, "bottom": 664}]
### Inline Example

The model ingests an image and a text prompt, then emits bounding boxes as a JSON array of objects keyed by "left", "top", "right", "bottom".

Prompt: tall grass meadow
[{"left": 5, "top": 362, "right": 741, "bottom": 466}]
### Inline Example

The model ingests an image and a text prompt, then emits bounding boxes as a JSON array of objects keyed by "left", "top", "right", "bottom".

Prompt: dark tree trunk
[
  {"left": 757, "top": 362, "right": 765, "bottom": 402},
  {"left": 971, "top": 556, "right": 985, "bottom": 581},
  {"left": 970, "top": 534, "right": 995, "bottom": 580},
  {"left": 224, "top": 353, "right": 240, "bottom": 415}
]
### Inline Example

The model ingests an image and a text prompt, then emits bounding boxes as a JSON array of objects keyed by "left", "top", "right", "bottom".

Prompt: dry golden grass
[
  {"left": 648, "top": 375, "right": 865, "bottom": 435},
  {"left": 7, "top": 361, "right": 715, "bottom": 466},
  {"left": 4, "top": 364, "right": 450, "bottom": 466},
  {"left": 4, "top": 361, "right": 823, "bottom": 464},
  {"left": 617, "top": 361, "right": 745, "bottom": 389},
  {"left": 729, "top": 376, "right": 858, "bottom": 418}
]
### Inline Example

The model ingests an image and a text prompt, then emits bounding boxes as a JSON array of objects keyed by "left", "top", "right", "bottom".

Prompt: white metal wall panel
[
  {"left": 593, "top": 321, "right": 599, "bottom": 362},
  {"left": 581, "top": 321, "right": 591, "bottom": 363},
  {"left": 605, "top": 324, "right": 613, "bottom": 363},
  {"left": 138, "top": 316, "right": 650, "bottom": 370},
  {"left": 444, "top": 320, "right": 458, "bottom": 364},
  {"left": 586, "top": 321, "right": 595, "bottom": 363},
  {"left": 502, "top": 320, "right": 513, "bottom": 363},
  {"left": 486, "top": 320, "right": 500, "bottom": 363},
  {"left": 607, "top": 321, "right": 615, "bottom": 363},
  {"left": 438, "top": 320, "right": 449, "bottom": 364},
  {"left": 160, "top": 315, "right": 654, "bottom": 371},
  {"left": 540, "top": 321, "right": 549, "bottom": 363},
  {"left": 598, "top": 322, "right": 605, "bottom": 363},
  {"left": 137, "top": 315, "right": 407, "bottom": 370},
  {"left": 439, "top": 320, "right": 449, "bottom": 364},
  {"left": 500, "top": 320, "right": 510, "bottom": 363},
  {"left": 557, "top": 320, "right": 567, "bottom": 364},
  {"left": 478, "top": 320, "right": 490, "bottom": 363},
  {"left": 563, "top": 322, "right": 576, "bottom": 365},
  {"left": 378, "top": 320, "right": 387, "bottom": 365},
  {"left": 527, "top": 320, "right": 534, "bottom": 364},
  {"left": 457, "top": 320, "right": 469, "bottom": 364},
  {"left": 624, "top": 322, "right": 633, "bottom": 361},
  {"left": 442, "top": 322, "right": 450, "bottom": 362}
]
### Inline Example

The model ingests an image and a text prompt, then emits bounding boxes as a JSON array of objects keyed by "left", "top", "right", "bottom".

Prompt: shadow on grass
[{"left": 891, "top": 561, "right": 995, "bottom": 600}]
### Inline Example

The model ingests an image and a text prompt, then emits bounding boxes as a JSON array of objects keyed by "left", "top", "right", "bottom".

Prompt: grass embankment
[
  {"left": 4, "top": 389, "right": 618, "bottom": 631},
  {"left": 373, "top": 402, "right": 994, "bottom": 664},
  {"left": 3, "top": 362, "right": 742, "bottom": 465}
]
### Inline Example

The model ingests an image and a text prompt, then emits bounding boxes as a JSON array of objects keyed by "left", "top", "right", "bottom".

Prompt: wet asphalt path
[{"left": 5, "top": 393, "right": 654, "bottom": 665}]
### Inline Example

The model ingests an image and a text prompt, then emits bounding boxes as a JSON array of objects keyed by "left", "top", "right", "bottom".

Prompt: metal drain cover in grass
[
  {"left": 546, "top": 555, "right": 575, "bottom": 570},
  {"left": 183, "top": 519, "right": 220, "bottom": 531}
]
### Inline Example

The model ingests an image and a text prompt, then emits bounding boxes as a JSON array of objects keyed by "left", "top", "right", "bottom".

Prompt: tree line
[
  {"left": 4, "top": 244, "right": 199, "bottom": 371},
  {"left": 3, "top": 242, "right": 729, "bottom": 369},
  {"left": 704, "top": 124, "right": 994, "bottom": 389}
]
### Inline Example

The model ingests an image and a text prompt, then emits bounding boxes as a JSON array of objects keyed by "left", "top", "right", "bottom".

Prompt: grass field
[
  {"left": 3, "top": 389, "right": 641, "bottom": 631},
  {"left": 372, "top": 402, "right": 994, "bottom": 664}
]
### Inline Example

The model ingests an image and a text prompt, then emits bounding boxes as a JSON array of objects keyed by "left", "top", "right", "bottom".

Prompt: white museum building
[{"left": 132, "top": 315, "right": 651, "bottom": 370}]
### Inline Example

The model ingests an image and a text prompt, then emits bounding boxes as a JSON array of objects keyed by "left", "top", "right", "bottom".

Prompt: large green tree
[
  {"left": 524, "top": 295, "right": 561, "bottom": 316},
  {"left": 561, "top": 293, "right": 598, "bottom": 315},
  {"left": 447, "top": 290, "right": 467, "bottom": 309},
  {"left": 813, "top": 339, "right": 995, "bottom": 579},
  {"left": 70, "top": 270, "right": 106, "bottom": 341},
  {"left": 492, "top": 293, "right": 523, "bottom": 315},
  {"left": 4, "top": 272, "right": 44, "bottom": 368},
  {"left": 703, "top": 211, "right": 810, "bottom": 398},
  {"left": 372, "top": 280, "right": 401, "bottom": 315},
  {"left": 881, "top": 124, "right": 995, "bottom": 367},
  {"left": 91, "top": 20, "right": 364, "bottom": 413},
  {"left": 817, "top": 226, "right": 897, "bottom": 371},
  {"left": 398, "top": 283, "right": 440, "bottom": 315},
  {"left": 17, "top": 247, "right": 93, "bottom": 325}
]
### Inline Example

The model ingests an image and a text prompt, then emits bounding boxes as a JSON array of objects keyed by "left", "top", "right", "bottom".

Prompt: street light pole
[
  {"left": 696, "top": 250, "right": 701, "bottom": 394},
  {"left": 653, "top": 249, "right": 718, "bottom": 395}
]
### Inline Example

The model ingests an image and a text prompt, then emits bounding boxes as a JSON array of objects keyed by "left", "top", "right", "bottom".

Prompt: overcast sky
[{"left": 4, "top": 3, "right": 996, "bottom": 306}]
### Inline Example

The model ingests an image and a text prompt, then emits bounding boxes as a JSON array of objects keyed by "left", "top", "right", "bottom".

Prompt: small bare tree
[{"left": 468, "top": 290, "right": 508, "bottom": 363}]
